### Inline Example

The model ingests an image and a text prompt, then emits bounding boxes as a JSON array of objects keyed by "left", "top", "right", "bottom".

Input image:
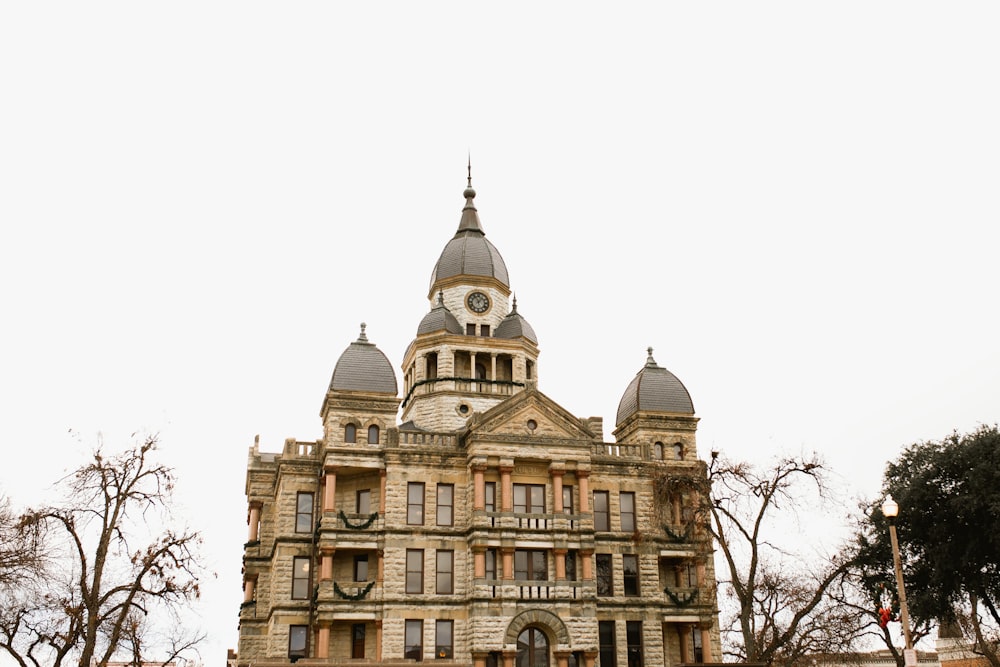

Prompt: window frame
[
  {"left": 295, "top": 492, "right": 314, "bottom": 534},
  {"left": 435, "top": 620, "right": 454, "bottom": 660},
  {"left": 620, "top": 492, "right": 636, "bottom": 533},
  {"left": 596, "top": 553, "right": 613, "bottom": 596},
  {"left": 436, "top": 549, "right": 454, "bottom": 594},
  {"left": 594, "top": 491, "right": 610, "bottom": 531},
  {"left": 344, "top": 423, "right": 357, "bottom": 443},
  {"left": 406, "top": 549, "right": 424, "bottom": 594},
  {"left": 436, "top": 483, "right": 455, "bottom": 526},
  {"left": 626, "top": 621, "right": 643, "bottom": 667},
  {"left": 352, "top": 623, "right": 366, "bottom": 659},
  {"left": 599, "top": 620, "right": 617, "bottom": 667},
  {"left": 405, "top": 619, "right": 424, "bottom": 662},
  {"left": 513, "top": 483, "right": 546, "bottom": 514},
  {"left": 356, "top": 488, "right": 371, "bottom": 515},
  {"left": 562, "top": 485, "right": 574, "bottom": 515},
  {"left": 354, "top": 554, "right": 369, "bottom": 582},
  {"left": 623, "top": 554, "right": 640, "bottom": 596},
  {"left": 289, "top": 624, "right": 308, "bottom": 660},
  {"left": 484, "top": 482, "right": 497, "bottom": 512},
  {"left": 485, "top": 548, "right": 498, "bottom": 581},
  {"left": 514, "top": 549, "right": 548, "bottom": 581},
  {"left": 368, "top": 424, "right": 380, "bottom": 445},
  {"left": 291, "top": 556, "right": 310, "bottom": 600},
  {"left": 407, "top": 482, "right": 425, "bottom": 525}
]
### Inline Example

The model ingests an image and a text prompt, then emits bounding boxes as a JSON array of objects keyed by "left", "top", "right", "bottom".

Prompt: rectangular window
[
  {"left": 295, "top": 492, "right": 314, "bottom": 534},
  {"left": 513, "top": 483, "right": 545, "bottom": 514},
  {"left": 354, "top": 554, "right": 369, "bottom": 582},
  {"left": 599, "top": 621, "right": 617, "bottom": 667},
  {"left": 480, "top": 324, "right": 490, "bottom": 337},
  {"left": 484, "top": 482, "right": 496, "bottom": 512},
  {"left": 514, "top": 549, "right": 548, "bottom": 581},
  {"left": 692, "top": 625, "right": 703, "bottom": 662},
  {"left": 435, "top": 620, "right": 454, "bottom": 659},
  {"left": 594, "top": 491, "right": 610, "bottom": 531},
  {"left": 626, "top": 621, "right": 643, "bottom": 667},
  {"left": 596, "top": 554, "right": 613, "bottom": 596},
  {"left": 405, "top": 619, "right": 423, "bottom": 661},
  {"left": 352, "top": 623, "right": 366, "bottom": 659},
  {"left": 623, "top": 554, "right": 639, "bottom": 596},
  {"left": 289, "top": 624, "right": 308, "bottom": 660},
  {"left": 436, "top": 550, "right": 454, "bottom": 594},
  {"left": 292, "top": 556, "right": 310, "bottom": 599},
  {"left": 357, "top": 489, "right": 371, "bottom": 515},
  {"left": 562, "top": 485, "right": 574, "bottom": 514},
  {"left": 565, "top": 550, "right": 577, "bottom": 582},
  {"left": 406, "top": 549, "right": 424, "bottom": 594},
  {"left": 408, "top": 482, "right": 425, "bottom": 525},
  {"left": 437, "top": 484, "right": 454, "bottom": 526},
  {"left": 466, "top": 323, "right": 476, "bottom": 336},
  {"left": 485, "top": 548, "right": 497, "bottom": 580},
  {"left": 620, "top": 492, "right": 636, "bottom": 532}
]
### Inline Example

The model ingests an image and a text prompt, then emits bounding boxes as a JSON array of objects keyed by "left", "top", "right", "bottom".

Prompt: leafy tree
[
  {"left": 0, "top": 434, "right": 206, "bottom": 667},
  {"left": 706, "top": 452, "right": 863, "bottom": 666},
  {"left": 862, "top": 425, "right": 1000, "bottom": 667}
]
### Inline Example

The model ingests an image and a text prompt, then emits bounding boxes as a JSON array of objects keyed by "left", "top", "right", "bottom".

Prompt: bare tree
[
  {"left": 0, "top": 434, "right": 206, "bottom": 667},
  {"left": 706, "top": 452, "right": 862, "bottom": 667},
  {"left": 0, "top": 496, "right": 42, "bottom": 588}
]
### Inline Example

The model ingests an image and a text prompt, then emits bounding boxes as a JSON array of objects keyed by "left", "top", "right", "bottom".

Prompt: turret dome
[
  {"left": 615, "top": 348, "right": 694, "bottom": 425},
  {"left": 329, "top": 324, "right": 398, "bottom": 395},
  {"left": 428, "top": 178, "right": 509, "bottom": 295},
  {"left": 417, "top": 292, "right": 464, "bottom": 336},
  {"left": 493, "top": 296, "right": 537, "bottom": 343}
]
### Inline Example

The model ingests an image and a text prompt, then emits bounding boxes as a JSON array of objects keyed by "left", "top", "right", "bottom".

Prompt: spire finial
[
  {"left": 437, "top": 290, "right": 445, "bottom": 306},
  {"left": 646, "top": 347, "right": 656, "bottom": 366},
  {"left": 359, "top": 322, "right": 368, "bottom": 342},
  {"left": 511, "top": 294, "right": 518, "bottom": 313},
  {"left": 467, "top": 153, "right": 472, "bottom": 188},
  {"left": 463, "top": 155, "right": 476, "bottom": 201}
]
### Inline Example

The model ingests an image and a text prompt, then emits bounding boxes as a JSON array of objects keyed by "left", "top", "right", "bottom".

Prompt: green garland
[
  {"left": 340, "top": 510, "right": 379, "bottom": 529},
  {"left": 243, "top": 539, "right": 260, "bottom": 548},
  {"left": 663, "top": 522, "right": 694, "bottom": 543},
  {"left": 334, "top": 580, "right": 375, "bottom": 601},
  {"left": 663, "top": 586, "right": 699, "bottom": 607}
]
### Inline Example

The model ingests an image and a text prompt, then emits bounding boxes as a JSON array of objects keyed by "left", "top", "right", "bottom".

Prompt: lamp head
[{"left": 881, "top": 494, "right": 899, "bottom": 519}]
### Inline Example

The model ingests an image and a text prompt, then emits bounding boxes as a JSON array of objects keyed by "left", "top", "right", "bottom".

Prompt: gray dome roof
[
  {"left": 615, "top": 348, "right": 694, "bottom": 425},
  {"left": 417, "top": 292, "right": 464, "bottom": 336},
  {"left": 429, "top": 181, "right": 510, "bottom": 293},
  {"left": 329, "top": 324, "right": 398, "bottom": 395},
  {"left": 493, "top": 297, "right": 537, "bottom": 343}
]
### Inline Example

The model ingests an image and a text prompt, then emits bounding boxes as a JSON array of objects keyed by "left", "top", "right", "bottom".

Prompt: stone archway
[{"left": 505, "top": 609, "right": 571, "bottom": 647}]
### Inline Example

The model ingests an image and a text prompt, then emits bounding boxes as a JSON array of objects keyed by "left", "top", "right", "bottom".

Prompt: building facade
[{"left": 235, "top": 174, "right": 722, "bottom": 667}]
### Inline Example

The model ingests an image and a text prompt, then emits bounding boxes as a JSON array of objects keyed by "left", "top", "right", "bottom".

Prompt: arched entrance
[{"left": 516, "top": 627, "right": 548, "bottom": 667}]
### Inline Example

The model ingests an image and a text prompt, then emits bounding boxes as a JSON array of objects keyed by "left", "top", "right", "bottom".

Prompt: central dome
[{"left": 428, "top": 181, "right": 510, "bottom": 294}]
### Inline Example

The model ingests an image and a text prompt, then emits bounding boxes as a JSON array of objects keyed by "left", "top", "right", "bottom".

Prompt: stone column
[
  {"left": 323, "top": 466, "right": 337, "bottom": 513},
  {"left": 375, "top": 619, "right": 383, "bottom": 662},
  {"left": 316, "top": 623, "right": 330, "bottom": 659},
  {"left": 472, "top": 546, "right": 486, "bottom": 578},
  {"left": 551, "top": 467, "right": 565, "bottom": 513},
  {"left": 243, "top": 574, "right": 257, "bottom": 603},
  {"left": 699, "top": 621, "right": 714, "bottom": 662},
  {"left": 379, "top": 469, "right": 387, "bottom": 514},
  {"left": 472, "top": 462, "right": 487, "bottom": 510},
  {"left": 554, "top": 548, "right": 567, "bottom": 580},
  {"left": 554, "top": 651, "right": 571, "bottom": 667},
  {"left": 583, "top": 650, "right": 599, "bottom": 667},
  {"left": 502, "top": 650, "right": 518, "bottom": 667},
  {"left": 696, "top": 562, "right": 706, "bottom": 588},
  {"left": 320, "top": 547, "right": 334, "bottom": 581},
  {"left": 672, "top": 495, "right": 682, "bottom": 526},
  {"left": 247, "top": 501, "right": 262, "bottom": 542},
  {"left": 580, "top": 549, "right": 593, "bottom": 580},
  {"left": 499, "top": 462, "right": 514, "bottom": 512},
  {"left": 472, "top": 652, "right": 489, "bottom": 667},
  {"left": 501, "top": 547, "right": 514, "bottom": 580},
  {"left": 678, "top": 625, "right": 691, "bottom": 664},
  {"left": 577, "top": 471, "right": 590, "bottom": 513}
]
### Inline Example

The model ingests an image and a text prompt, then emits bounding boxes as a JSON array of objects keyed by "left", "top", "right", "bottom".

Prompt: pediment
[{"left": 463, "top": 388, "right": 596, "bottom": 442}]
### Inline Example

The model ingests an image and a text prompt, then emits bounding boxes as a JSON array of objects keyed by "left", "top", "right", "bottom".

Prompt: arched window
[
  {"left": 653, "top": 442, "right": 664, "bottom": 460},
  {"left": 517, "top": 628, "right": 549, "bottom": 667},
  {"left": 368, "top": 425, "right": 380, "bottom": 445},
  {"left": 672, "top": 443, "right": 684, "bottom": 460},
  {"left": 345, "top": 424, "right": 357, "bottom": 444}
]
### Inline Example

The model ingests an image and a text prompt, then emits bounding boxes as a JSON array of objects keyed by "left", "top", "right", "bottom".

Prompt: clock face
[{"left": 467, "top": 291, "right": 490, "bottom": 313}]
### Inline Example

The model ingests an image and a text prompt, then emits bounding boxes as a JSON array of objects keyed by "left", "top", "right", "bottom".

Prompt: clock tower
[{"left": 400, "top": 172, "right": 539, "bottom": 432}]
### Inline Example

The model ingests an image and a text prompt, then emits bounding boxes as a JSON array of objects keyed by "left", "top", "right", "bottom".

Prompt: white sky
[{"left": 1, "top": 2, "right": 998, "bottom": 662}]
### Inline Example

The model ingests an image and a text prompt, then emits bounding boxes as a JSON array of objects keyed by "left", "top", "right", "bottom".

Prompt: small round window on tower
[
  {"left": 526, "top": 419, "right": 537, "bottom": 431},
  {"left": 458, "top": 404, "right": 470, "bottom": 415}
]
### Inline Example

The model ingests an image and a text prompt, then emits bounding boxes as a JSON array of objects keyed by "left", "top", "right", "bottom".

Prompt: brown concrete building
[{"left": 234, "top": 173, "right": 722, "bottom": 667}]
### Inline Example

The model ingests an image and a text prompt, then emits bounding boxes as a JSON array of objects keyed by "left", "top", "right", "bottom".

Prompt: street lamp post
[{"left": 882, "top": 494, "right": 917, "bottom": 667}]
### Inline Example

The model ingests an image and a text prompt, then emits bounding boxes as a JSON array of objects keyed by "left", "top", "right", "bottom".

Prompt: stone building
[{"left": 235, "top": 172, "right": 722, "bottom": 667}]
